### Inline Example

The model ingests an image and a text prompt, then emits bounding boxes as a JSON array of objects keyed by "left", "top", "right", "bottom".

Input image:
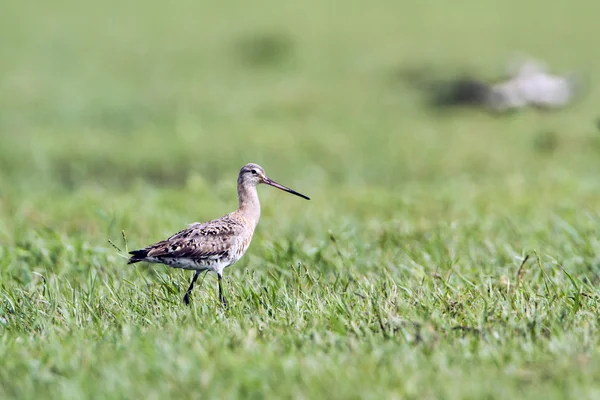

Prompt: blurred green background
[{"left": 2, "top": 0, "right": 600, "bottom": 398}]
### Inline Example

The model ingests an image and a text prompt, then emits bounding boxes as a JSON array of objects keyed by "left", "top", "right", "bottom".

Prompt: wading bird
[{"left": 127, "top": 163, "right": 310, "bottom": 306}]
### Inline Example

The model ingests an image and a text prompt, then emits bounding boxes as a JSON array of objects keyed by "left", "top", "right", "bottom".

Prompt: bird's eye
[{"left": 251, "top": 169, "right": 258, "bottom": 175}]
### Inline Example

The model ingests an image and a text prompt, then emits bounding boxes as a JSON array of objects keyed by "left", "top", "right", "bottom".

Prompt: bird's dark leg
[
  {"left": 183, "top": 270, "right": 201, "bottom": 305},
  {"left": 218, "top": 273, "right": 228, "bottom": 307}
]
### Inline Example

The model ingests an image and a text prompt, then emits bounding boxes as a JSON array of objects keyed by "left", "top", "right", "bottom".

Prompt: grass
[{"left": 2, "top": 0, "right": 600, "bottom": 398}]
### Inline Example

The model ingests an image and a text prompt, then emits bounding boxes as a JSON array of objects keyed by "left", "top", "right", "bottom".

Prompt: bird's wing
[{"left": 143, "top": 215, "right": 246, "bottom": 261}]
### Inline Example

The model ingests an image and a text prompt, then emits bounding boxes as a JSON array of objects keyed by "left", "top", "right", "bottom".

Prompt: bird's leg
[
  {"left": 183, "top": 270, "right": 201, "bottom": 305},
  {"left": 218, "top": 273, "right": 228, "bottom": 307}
]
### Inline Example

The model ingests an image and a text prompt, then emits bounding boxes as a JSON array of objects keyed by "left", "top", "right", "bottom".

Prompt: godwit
[{"left": 127, "top": 163, "right": 310, "bottom": 306}]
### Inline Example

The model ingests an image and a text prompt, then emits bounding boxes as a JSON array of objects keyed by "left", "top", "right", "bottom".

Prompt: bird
[
  {"left": 127, "top": 163, "right": 310, "bottom": 306},
  {"left": 401, "top": 56, "right": 586, "bottom": 112}
]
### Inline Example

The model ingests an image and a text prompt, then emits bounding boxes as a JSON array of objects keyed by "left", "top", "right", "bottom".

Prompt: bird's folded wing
[{"left": 146, "top": 217, "right": 245, "bottom": 260}]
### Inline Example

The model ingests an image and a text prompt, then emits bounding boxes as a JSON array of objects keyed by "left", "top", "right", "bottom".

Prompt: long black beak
[{"left": 263, "top": 177, "right": 310, "bottom": 200}]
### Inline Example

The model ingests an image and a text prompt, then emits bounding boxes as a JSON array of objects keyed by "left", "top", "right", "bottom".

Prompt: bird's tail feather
[{"left": 127, "top": 249, "right": 148, "bottom": 264}]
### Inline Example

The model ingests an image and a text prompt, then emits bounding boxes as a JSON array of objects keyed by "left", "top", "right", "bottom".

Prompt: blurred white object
[{"left": 486, "top": 58, "right": 584, "bottom": 111}]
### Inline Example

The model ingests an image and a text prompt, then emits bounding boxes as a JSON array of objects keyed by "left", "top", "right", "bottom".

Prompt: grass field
[{"left": 2, "top": 0, "right": 600, "bottom": 398}]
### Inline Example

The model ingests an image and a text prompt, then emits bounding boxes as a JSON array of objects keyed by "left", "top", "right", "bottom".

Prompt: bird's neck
[{"left": 237, "top": 183, "right": 261, "bottom": 227}]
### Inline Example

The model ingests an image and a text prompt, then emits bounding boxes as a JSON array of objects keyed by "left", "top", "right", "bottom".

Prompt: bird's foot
[{"left": 220, "top": 296, "right": 228, "bottom": 309}]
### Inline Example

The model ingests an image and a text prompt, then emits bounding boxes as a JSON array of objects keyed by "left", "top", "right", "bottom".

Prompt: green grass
[{"left": 2, "top": 0, "right": 600, "bottom": 398}]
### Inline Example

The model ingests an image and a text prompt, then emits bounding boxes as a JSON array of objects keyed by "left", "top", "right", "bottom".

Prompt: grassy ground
[{"left": 2, "top": 0, "right": 600, "bottom": 398}]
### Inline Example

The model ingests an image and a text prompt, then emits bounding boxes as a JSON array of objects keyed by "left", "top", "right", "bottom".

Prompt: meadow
[{"left": 2, "top": 0, "right": 600, "bottom": 398}]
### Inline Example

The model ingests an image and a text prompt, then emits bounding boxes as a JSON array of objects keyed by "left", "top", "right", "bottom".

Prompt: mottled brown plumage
[{"left": 128, "top": 163, "right": 310, "bottom": 306}]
